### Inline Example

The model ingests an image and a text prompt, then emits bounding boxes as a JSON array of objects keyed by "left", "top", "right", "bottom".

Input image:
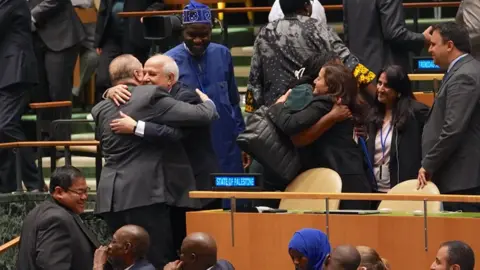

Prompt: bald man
[
  {"left": 92, "top": 54, "right": 218, "bottom": 268},
  {"left": 164, "top": 232, "right": 235, "bottom": 270},
  {"left": 93, "top": 225, "right": 155, "bottom": 270},
  {"left": 105, "top": 54, "right": 221, "bottom": 254},
  {"left": 323, "top": 245, "right": 361, "bottom": 270}
]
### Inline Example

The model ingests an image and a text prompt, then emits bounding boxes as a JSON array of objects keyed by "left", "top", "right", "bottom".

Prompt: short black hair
[
  {"left": 441, "top": 241, "right": 475, "bottom": 270},
  {"left": 49, "top": 166, "right": 85, "bottom": 194},
  {"left": 432, "top": 22, "right": 471, "bottom": 54},
  {"left": 279, "top": 0, "right": 310, "bottom": 15}
]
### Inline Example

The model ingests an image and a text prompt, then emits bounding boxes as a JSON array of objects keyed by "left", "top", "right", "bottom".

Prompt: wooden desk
[{"left": 187, "top": 211, "right": 480, "bottom": 270}]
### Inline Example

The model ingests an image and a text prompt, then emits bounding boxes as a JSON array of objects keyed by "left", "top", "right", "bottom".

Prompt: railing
[
  {"left": 0, "top": 237, "right": 20, "bottom": 255},
  {"left": 189, "top": 191, "right": 480, "bottom": 249},
  {"left": 118, "top": 1, "right": 461, "bottom": 45},
  {"left": 118, "top": 2, "right": 461, "bottom": 17},
  {"left": 0, "top": 141, "right": 101, "bottom": 192}
]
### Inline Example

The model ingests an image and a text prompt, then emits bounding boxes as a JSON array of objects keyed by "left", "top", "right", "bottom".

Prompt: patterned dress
[{"left": 245, "top": 15, "right": 375, "bottom": 112}]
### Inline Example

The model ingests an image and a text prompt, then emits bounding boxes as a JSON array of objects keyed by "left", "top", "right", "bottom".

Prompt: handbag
[{"left": 236, "top": 106, "right": 302, "bottom": 184}]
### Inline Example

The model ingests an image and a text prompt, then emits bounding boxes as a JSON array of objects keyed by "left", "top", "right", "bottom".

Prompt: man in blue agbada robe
[{"left": 165, "top": 0, "right": 245, "bottom": 174}]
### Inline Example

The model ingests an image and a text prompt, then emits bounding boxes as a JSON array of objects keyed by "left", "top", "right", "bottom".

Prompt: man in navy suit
[
  {"left": 163, "top": 232, "right": 235, "bottom": 270},
  {"left": 93, "top": 225, "right": 155, "bottom": 270}
]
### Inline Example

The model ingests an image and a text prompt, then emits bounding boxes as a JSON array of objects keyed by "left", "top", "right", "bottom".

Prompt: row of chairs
[{"left": 280, "top": 168, "right": 441, "bottom": 212}]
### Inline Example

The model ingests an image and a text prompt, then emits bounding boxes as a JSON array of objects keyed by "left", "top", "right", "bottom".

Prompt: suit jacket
[
  {"left": 94, "top": 0, "right": 164, "bottom": 49},
  {"left": 144, "top": 82, "right": 220, "bottom": 208},
  {"left": 29, "top": 0, "right": 85, "bottom": 51},
  {"left": 343, "top": 0, "right": 425, "bottom": 73},
  {"left": 16, "top": 199, "right": 99, "bottom": 270},
  {"left": 0, "top": 0, "right": 38, "bottom": 89},
  {"left": 91, "top": 84, "right": 218, "bottom": 213},
  {"left": 211, "top": 260, "right": 235, "bottom": 270},
  {"left": 422, "top": 54, "right": 480, "bottom": 193},
  {"left": 367, "top": 100, "right": 429, "bottom": 188},
  {"left": 130, "top": 259, "right": 156, "bottom": 270},
  {"left": 456, "top": 0, "right": 480, "bottom": 59},
  {"left": 268, "top": 96, "right": 371, "bottom": 195}
]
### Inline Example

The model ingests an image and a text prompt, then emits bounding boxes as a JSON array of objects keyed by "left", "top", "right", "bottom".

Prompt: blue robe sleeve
[{"left": 226, "top": 52, "right": 246, "bottom": 134}]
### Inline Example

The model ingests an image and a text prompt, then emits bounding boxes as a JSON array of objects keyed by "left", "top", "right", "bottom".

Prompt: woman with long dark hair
[
  {"left": 269, "top": 63, "right": 372, "bottom": 210},
  {"left": 366, "top": 65, "right": 429, "bottom": 198}
]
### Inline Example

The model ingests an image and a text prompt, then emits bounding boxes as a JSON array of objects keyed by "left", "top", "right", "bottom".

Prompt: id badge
[{"left": 379, "top": 164, "right": 390, "bottom": 181}]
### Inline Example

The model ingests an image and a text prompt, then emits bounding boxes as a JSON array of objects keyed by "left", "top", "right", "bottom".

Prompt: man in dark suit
[
  {"left": 419, "top": 22, "right": 480, "bottom": 212},
  {"left": 93, "top": 225, "right": 155, "bottom": 270},
  {"left": 92, "top": 54, "right": 218, "bottom": 268},
  {"left": 343, "top": 0, "right": 432, "bottom": 73},
  {"left": 94, "top": 0, "right": 164, "bottom": 102},
  {"left": 164, "top": 232, "right": 235, "bottom": 270},
  {"left": 104, "top": 54, "right": 220, "bottom": 252},
  {"left": 17, "top": 166, "right": 101, "bottom": 270},
  {"left": 29, "top": 0, "right": 85, "bottom": 137},
  {"left": 456, "top": 0, "right": 480, "bottom": 59},
  {"left": 0, "top": 0, "right": 45, "bottom": 192}
]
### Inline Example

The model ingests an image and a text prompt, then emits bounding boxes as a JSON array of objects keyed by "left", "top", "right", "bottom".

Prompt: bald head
[
  {"left": 325, "top": 245, "right": 361, "bottom": 270},
  {"left": 182, "top": 232, "right": 217, "bottom": 254},
  {"left": 143, "top": 54, "right": 179, "bottom": 86},
  {"left": 180, "top": 233, "right": 217, "bottom": 270},
  {"left": 109, "top": 54, "right": 143, "bottom": 85},
  {"left": 115, "top": 225, "right": 150, "bottom": 259}
]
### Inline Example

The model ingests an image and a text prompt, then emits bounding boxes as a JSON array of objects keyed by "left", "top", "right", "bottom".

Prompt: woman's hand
[
  {"left": 330, "top": 98, "right": 352, "bottom": 122},
  {"left": 275, "top": 89, "right": 292, "bottom": 104}
]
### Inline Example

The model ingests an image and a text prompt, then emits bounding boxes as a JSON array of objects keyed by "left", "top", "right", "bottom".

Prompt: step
[
  {"left": 38, "top": 156, "right": 104, "bottom": 179},
  {"left": 43, "top": 178, "right": 97, "bottom": 191}
]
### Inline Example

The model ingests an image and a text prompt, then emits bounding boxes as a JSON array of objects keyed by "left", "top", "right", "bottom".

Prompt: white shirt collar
[
  {"left": 206, "top": 267, "right": 213, "bottom": 270},
  {"left": 125, "top": 264, "right": 134, "bottom": 270}
]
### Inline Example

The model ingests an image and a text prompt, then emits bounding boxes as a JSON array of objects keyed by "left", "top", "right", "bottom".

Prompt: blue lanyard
[{"left": 380, "top": 123, "right": 392, "bottom": 163}]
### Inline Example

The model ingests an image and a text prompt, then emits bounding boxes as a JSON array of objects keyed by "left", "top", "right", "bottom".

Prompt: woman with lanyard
[{"left": 364, "top": 65, "right": 429, "bottom": 209}]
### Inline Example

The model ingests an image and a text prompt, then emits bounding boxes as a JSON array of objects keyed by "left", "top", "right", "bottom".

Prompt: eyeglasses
[{"left": 68, "top": 187, "right": 91, "bottom": 195}]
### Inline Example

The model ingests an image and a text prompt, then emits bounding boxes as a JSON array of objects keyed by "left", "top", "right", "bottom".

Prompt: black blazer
[
  {"left": 0, "top": 0, "right": 38, "bottom": 89},
  {"left": 144, "top": 82, "right": 220, "bottom": 208},
  {"left": 269, "top": 96, "right": 367, "bottom": 176},
  {"left": 16, "top": 199, "right": 99, "bottom": 270},
  {"left": 94, "top": 0, "right": 164, "bottom": 49},
  {"left": 343, "top": 0, "right": 425, "bottom": 73},
  {"left": 268, "top": 96, "right": 371, "bottom": 194},
  {"left": 29, "top": 0, "right": 85, "bottom": 51},
  {"left": 367, "top": 100, "right": 430, "bottom": 189}
]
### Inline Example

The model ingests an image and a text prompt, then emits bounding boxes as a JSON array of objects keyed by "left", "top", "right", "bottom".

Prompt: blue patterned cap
[{"left": 182, "top": 0, "right": 212, "bottom": 25}]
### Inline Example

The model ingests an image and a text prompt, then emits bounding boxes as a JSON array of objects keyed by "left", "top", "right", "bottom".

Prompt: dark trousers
[
  {"left": 169, "top": 199, "right": 222, "bottom": 256},
  {"left": 95, "top": 37, "right": 122, "bottom": 103},
  {"left": 102, "top": 203, "right": 176, "bottom": 269},
  {"left": 32, "top": 34, "right": 78, "bottom": 140},
  {"left": 444, "top": 186, "right": 480, "bottom": 212},
  {"left": 0, "top": 83, "right": 44, "bottom": 192},
  {"left": 248, "top": 159, "right": 284, "bottom": 208}
]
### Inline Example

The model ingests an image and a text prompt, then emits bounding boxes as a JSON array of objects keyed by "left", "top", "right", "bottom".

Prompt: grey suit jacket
[
  {"left": 91, "top": 85, "right": 218, "bottom": 214},
  {"left": 456, "top": 0, "right": 480, "bottom": 59},
  {"left": 422, "top": 54, "right": 480, "bottom": 193},
  {"left": 29, "top": 0, "right": 85, "bottom": 51},
  {"left": 343, "top": 0, "right": 425, "bottom": 73}
]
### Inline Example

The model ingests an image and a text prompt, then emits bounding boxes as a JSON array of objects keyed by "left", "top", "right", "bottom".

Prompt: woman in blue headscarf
[{"left": 288, "top": 228, "right": 331, "bottom": 270}]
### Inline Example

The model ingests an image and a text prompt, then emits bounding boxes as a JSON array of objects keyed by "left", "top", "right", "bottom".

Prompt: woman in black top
[
  {"left": 365, "top": 65, "right": 429, "bottom": 200},
  {"left": 268, "top": 63, "right": 372, "bottom": 210}
]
